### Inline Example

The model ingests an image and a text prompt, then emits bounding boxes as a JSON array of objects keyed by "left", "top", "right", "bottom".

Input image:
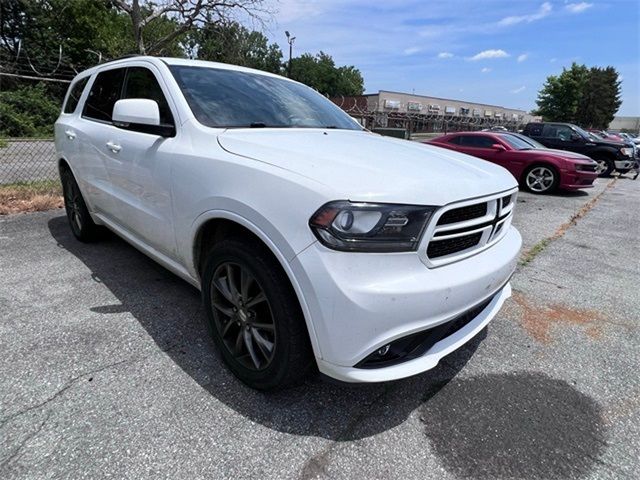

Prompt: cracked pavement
[{"left": 1, "top": 176, "right": 638, "bottom": 479}]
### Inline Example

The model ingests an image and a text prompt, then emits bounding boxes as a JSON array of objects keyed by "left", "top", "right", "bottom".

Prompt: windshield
[
  {"left": 586, "top": 131, "right": 605, "bottom": 141},
  {"left": 500, "top": 133, "right": 541, "bottom": 150},
  {"left": 572, "top": 125, "right": 592, "bottom": 139},
  {"left": 169, "top": 65, "right": 362, "bottom": 130}
]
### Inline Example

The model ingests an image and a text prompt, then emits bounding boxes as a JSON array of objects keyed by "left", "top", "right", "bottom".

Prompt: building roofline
[{"left": 372, "top": 89, "right": 529, "bottom": 113}]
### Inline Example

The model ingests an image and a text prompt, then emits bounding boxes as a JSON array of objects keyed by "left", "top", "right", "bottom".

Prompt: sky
[{"left": 263, "top": 0, "right": 640, "bottom": 115}]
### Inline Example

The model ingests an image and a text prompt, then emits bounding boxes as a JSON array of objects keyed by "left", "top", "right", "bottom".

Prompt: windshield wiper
[{"left": 250, "top": 122, "right": 267, "bottom": 128}]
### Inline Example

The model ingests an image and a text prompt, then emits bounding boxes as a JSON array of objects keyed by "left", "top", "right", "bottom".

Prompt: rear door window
[
  {"left": 122, "top": 67, "right": 174, "bottom": 125},
  {"left": 83, "top": 68, "right": 126, "bottom": 123},
  {"left": 63, "top": 77, "right": 89, "bottom": 114}
]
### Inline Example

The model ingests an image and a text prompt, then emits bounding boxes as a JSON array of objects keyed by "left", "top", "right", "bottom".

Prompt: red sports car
[{"left": 426, "top": 131, "right": 599, "bottom": 194}]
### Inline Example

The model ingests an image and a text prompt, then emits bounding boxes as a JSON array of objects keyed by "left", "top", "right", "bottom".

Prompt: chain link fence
[{"left": 0, "top": 138, "right": 58, "bottom": 185}]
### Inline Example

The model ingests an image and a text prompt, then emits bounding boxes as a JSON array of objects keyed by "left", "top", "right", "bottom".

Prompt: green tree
[
  {"left": 576, "top": 66, "right": 622, "bottom": 129},
  {"left": 290, "top": 52, "right": 364, "bottom": 96},
  {"left": 535, "top": 63, "right": 622, "bottom": 128},
  {"left": 111, "top": 0, "right": 268, "bottom": 55},
  {"left": 535, "top": 63, "right": 588, "bottom": 122},
  {"left": 194, "top": 20, "right": 283, "bottom": 74}
]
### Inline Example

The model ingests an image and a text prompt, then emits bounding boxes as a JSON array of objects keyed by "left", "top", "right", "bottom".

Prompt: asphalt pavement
[{"left": 1, "top": 177, "right": 638, "bottom": 479}]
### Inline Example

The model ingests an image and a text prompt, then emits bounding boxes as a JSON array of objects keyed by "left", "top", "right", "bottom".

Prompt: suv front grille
[
  {"left": 437, "top": 203, "right": 487, "bottom": 225},
  {"left": 425, "top": 190, "right": 517, "bottom": 266},
  {"left": 427, "top": 232, "right": 482, "bottom": 258}
]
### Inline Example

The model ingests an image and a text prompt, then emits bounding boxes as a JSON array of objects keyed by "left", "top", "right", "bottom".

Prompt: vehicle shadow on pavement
[{"left": 48, "top": 215, "right": 481, "bottom": 441}]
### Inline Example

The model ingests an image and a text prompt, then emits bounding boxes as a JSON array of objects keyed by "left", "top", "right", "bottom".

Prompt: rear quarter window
[
  {"left": 526, "top": 124, "right": 543, "bottom": 136},
  {"left": 63, "top": 77, "right": 89, "bottom": 114}
]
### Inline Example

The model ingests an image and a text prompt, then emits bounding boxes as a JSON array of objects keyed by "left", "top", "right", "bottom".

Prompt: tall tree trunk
[{"left": 131, "top": 0, "right": 145, "bottom": 54}]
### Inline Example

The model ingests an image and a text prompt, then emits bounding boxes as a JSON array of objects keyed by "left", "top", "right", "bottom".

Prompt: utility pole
[{"left": 285, "top": 31, "right": 296, "bottom": 78}]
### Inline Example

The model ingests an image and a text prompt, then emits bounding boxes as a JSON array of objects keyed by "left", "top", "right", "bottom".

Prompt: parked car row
[{"left": 425, "top": 121, "right": 639, "bottom": 193}]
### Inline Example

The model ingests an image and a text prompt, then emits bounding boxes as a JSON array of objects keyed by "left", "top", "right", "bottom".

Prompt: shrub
[{"left": 0, "top": 84, "right": 61, "bottom": 137}]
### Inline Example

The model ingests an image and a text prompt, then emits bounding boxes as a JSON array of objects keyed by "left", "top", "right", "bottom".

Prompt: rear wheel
[
  {"left": 60, "top": 167, "right": 102, "bottom": 242},
  {"left": 523, "top": 165, "right": 559, "bottom": 194},
  {"left": 594, "top": 158, "right": 614, "bottom": 177},
  {"left": 201, "top": 237, "right": 313, "bottom": 390}
]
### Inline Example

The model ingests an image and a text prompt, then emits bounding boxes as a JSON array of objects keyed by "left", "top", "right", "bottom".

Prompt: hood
[
  {"left": 591, "top": 138, "right": 627, "bottom": 148},
  {"left": 527, "top": 148, "right": 594, "bottom": 162},
  {"left": 217, "top": 129, "right": 517, "bottom": 205}
]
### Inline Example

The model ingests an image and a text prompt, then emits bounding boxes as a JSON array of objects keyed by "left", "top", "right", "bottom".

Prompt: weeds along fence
[{"left": 0, "top": 138, "right": 58, "bottom": 185}]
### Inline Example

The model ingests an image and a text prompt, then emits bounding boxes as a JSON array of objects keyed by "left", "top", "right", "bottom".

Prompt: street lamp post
[{"left": 285, "top": 31, "right": 296, "bottom": 78}]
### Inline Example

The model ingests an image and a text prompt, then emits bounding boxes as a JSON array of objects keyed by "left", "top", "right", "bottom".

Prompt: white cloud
[
  {"left": 517, "top": 53, "right": 528, "bottom": 62},
  {"left": 437, "top": 52, "right": 453, "bottom": 59},
  {"left": 469, "top": 49, "right": 510, "bottom": 61},
  {"left": 565, "top": 2, "right": 593, "bottom": 13},
  {"left": 403, "top": 47, "right": 421, "bottom": 55},
  {"left": 481, "top": 67, "right": 492, "bottom": 73},
  {"left": 511, "top": 86, "right": 526, "bottom": 94},
  {"left": 498, "top": 2, "right": 552, "bottom": 26}
]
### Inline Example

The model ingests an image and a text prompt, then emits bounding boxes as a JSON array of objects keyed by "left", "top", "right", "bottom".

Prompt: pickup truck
[{"left": 522, "top": 122, "right": 636, "bottom": 176}]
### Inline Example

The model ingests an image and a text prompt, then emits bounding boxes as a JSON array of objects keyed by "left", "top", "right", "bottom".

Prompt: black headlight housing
[{"left": 309, "top": 201, "right": 436, "bottom": 252}]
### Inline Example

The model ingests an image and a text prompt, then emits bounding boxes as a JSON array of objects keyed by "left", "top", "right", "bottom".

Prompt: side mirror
[
  {"left": 492, "top": 143, "right": 506, "bottom": 151},
  {"left": 113, "top": 99, "right": 175, "bottom": 137},
  {"left": 570, "top": 133, "right": 581, "bottom": 141},
  {"left": 113, "top": 98, "right": 160, "bottom": 125}
]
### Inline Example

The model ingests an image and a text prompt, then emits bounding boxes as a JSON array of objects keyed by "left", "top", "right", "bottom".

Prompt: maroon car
[{"left": 426, "top": 131, "right": 599, "bottom": 194}]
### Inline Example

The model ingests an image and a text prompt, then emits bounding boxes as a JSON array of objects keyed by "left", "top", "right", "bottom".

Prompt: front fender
[{"left": 187, "top": 206, "right": 322, "bottom": 358}]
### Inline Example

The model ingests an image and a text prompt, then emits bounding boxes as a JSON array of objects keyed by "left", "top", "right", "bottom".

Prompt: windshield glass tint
[
  {"left": 572, "top": 125, "right": 591, "bottom": 138},
  {"left": 169, "top": 65, "right": 362, "bottom": 130},
  {"left": 512, "top": 134, "right": 546, "bottom": 149},
  {"left": 499, "top": 133, "right": 536, "bottom": 150}
]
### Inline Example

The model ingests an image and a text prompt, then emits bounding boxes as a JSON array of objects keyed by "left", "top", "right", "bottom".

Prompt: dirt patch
[
  {"left": 0, "top": 180, "right": 63, "bottom": 215},
  {"left": 512, "top": 291, "right": 604, "bottom": 343}
]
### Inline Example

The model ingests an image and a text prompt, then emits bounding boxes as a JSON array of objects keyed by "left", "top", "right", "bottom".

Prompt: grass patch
[
  {"left": 518, "top": 177, "right": 617, "bottom": 266},
  {"left": 0, "top": 179, "right": 63, "bottom": 215}
]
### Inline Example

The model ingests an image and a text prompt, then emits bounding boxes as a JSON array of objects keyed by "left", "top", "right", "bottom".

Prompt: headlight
[
  {"left": 620, "top": 147, "right": 633, "bottom": 157},
  {"left": 309, "top": 201, "right": 436, "bottom": 252}
]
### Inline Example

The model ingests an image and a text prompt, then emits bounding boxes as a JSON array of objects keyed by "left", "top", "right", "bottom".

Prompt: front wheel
[
  {"left": 201, "top": 238, "right": 313, "bottom": 390},
  {"left": 595, "top": 158, "right": 614, "bottom": 177},
  {"left": 522, "top": 165, "right": 559, "bottom": 194}
]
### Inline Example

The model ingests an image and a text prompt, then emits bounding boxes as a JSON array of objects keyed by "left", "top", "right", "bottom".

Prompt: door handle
[
  {"left": 106, "top": 141, "right": 122, "bottom": 153},
  {"left": 65, "top": 130, "right": 76, "bottom": 140}
]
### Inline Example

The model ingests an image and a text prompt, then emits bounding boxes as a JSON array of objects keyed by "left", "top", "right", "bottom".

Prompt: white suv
[{"left": 55, "top": 57, "right": 522, "bottom": 389}]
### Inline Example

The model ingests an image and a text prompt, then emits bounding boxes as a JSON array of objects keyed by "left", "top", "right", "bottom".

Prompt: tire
[
  {"left": 594, "top": 158, "right": 614, "bottom": 177},
  {"left": 60, "top": 167, "right": 102, "bottom": 242},
  {"left": 201, "top": 237, "right": 313, "bottom": 390},
  {"left": 522, "top": 165, "right": 559, "bottom": 194}
]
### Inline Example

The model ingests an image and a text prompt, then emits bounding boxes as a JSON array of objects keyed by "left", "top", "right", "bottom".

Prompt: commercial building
[
  {"left": 331, "top": 90, "right": 539, "bottom": 135},
  {"left": 608, "top": 116, "right": 640, "bottom": 133}
]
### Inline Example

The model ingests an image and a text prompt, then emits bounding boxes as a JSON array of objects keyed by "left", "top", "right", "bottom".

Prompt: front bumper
[
  {"left": 291, "top": 226, "right": 522, "bottom": 382},
  {"left": 615, "top": 159, "right": 635, "bottom": 170},
  {"left": 559, "top": 169, "right": 598, "bottom": 189}
]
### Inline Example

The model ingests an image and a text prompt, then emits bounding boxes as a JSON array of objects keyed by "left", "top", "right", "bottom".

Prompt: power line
[{"left": 0, "top": 72, "right": 71, "bottom": 83}]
